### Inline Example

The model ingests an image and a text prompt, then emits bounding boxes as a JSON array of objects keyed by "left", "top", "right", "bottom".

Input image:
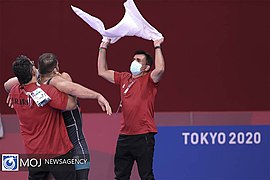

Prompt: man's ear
[
  {"left": 145, "top": 65, "right": 150, "bottom": 72},
  {"left": 31, "top": 67, "right": 36, "bottom": 76}
]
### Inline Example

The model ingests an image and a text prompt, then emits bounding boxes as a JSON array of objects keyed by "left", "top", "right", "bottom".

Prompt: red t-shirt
[
  {"left": 9, "top": 83, "right": 73, "bottom": 157},
  {"left": 114, "top": 71, "right": 158, "bottom": 135}
]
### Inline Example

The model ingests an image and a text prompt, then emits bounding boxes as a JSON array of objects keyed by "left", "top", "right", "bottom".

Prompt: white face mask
[{"left": 130, "top": 60, "right": 142, "bottom": 76}]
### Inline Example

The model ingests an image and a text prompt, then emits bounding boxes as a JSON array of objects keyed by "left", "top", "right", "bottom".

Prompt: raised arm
[
  {"left": 50, "top": 75, "right": 112, "bottom": 115},
  {"left": 150, "top": 38, "right": 165, "bottom": 83},
  {"left": 97, "top": 40, "right": 115, "bottom": 83}
]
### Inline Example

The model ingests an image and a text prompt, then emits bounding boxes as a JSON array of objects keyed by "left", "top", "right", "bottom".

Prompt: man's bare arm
[
  {"left": 55, "top": 72, "right": 72, "bottom": 82},
  {"left": 151, "top": 38, "right": 165, "bottom": 83},
  {"left": 50, "top": 76, "right": 112, "bottom": 115},
  {"left": 4, "top": 77, "right": 19, "bottom": 93},
  {"left": 50, "top": 76, "right": 100, "bottom": 99},
  {"left": 97, "top": 40, "right": 115, "bottom": 83}
]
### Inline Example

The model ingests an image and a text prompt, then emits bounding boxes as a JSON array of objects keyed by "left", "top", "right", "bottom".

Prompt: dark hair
[
  {"left": 12, "top": 55, "right": 33, "bottom": 85},
  {"left": 134, "top": 50, "right": 153, "bottom": 69},
  {"left": 38, "top": 53, "right": 58, "bottom": 75}
]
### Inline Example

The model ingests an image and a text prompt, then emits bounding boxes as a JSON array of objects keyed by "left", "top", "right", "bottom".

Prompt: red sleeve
[
  {"left": 114, "top": 71, "right": 122, "bottom": 85},
  {"left": 43, "top": 85, "right": 68, "bottom": 110}
]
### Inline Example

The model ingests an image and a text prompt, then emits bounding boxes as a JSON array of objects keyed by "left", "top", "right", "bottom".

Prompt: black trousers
[
  {"left": 28, "top": 151, "right": 76, "bottom": 180},
  {"left": 114, "top": 133, "right": 155, "bottom": 180}
]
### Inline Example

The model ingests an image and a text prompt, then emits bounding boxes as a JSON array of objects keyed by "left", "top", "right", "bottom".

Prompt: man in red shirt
[
  {"left": 97, "top": 38, "right": 165, "bottom": 180},
  {"left": 9, "top": 55, "right": 77, "bottom": 180}
]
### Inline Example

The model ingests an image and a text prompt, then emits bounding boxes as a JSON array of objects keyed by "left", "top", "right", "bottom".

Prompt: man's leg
[
  {"left": 135, "top": 133, "right": 155, "bottom": 180},
  {"left": 50, "top": 151, "right": 76, "bottom": 180},
  {"left": 114, "top": 135, "right": 134, "bottom": 180},
  {"left": 63, "top": 108, "right": 90, "bottom": 180},
  {"left": 28, "top": 165, "right": 49, "bottom": 180},
  {"left": 76, "top": 169, "right": 89, "bottom": 180},
  {"left": 28, "top": 171, "right": 49, "bottom": 180}
]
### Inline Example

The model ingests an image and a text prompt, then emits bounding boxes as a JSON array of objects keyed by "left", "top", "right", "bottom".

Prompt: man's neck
[
  {"left": 40, "top": 72, "right": 55, "bottom": 83},
  {"left": 23, "top": 76, "right": 37, "bottom": 86}
]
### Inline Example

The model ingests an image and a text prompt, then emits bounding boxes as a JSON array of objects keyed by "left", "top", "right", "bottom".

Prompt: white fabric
[{"left": 71, "top": 0, "right": 163, "bottom": 43}]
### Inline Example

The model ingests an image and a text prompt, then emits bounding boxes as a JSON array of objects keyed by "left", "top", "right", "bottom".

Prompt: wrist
[
  {"left": 154, "top": 46, "right": 161, "bottom": 50},
  {"left": 99, "top": 46, "right": 107, "bottom": 51},
  {"left": 99, "top": 41, "right": 109, "bottom": 50}
]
